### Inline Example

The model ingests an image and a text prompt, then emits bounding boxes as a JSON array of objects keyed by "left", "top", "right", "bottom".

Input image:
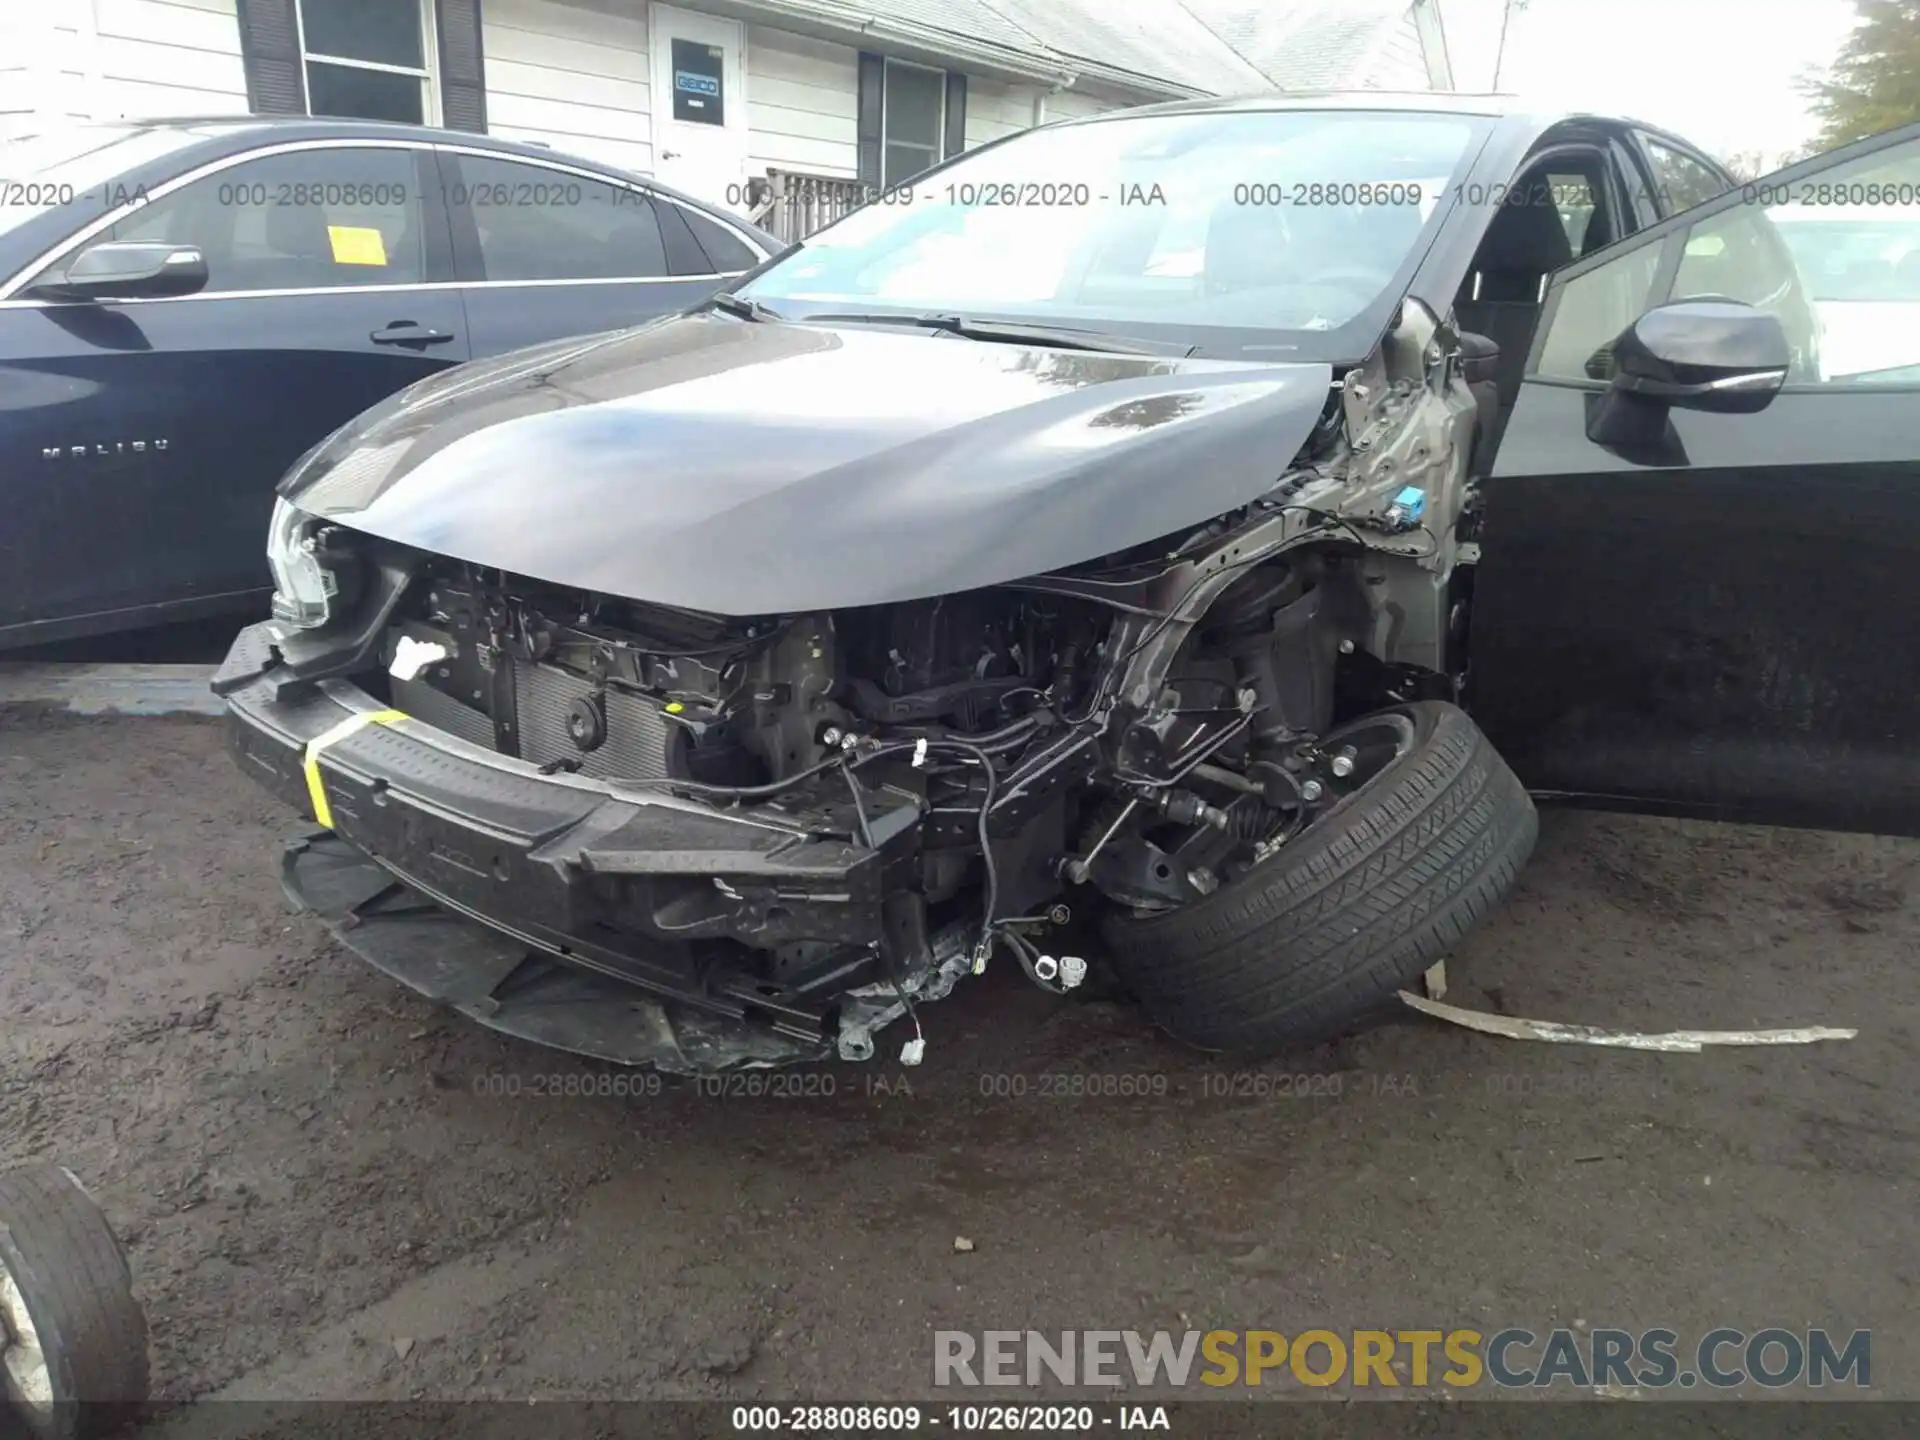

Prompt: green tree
[{"left": 1804, "top": 0, "right": 1920, "bottom": 149}]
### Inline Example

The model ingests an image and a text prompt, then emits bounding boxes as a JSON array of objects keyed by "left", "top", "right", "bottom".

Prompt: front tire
[{"left": 1101, "top": 701, "right": 1536, "bottom": 1054}]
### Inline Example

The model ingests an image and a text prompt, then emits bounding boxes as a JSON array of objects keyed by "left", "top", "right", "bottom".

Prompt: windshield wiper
[
  {"left": 701, "top": 291, "right": 784, "bottom": 322},
  {"left": 801, "top": 311, "right": 1194, "bottom": 357}
]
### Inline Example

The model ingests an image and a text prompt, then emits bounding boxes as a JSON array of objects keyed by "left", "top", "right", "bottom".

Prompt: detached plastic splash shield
[{"left": 279, "top": 831, "right": 828, "bottom": 1074}]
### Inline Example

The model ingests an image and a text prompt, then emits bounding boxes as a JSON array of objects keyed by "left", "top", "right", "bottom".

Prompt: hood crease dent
[{"left": 285, "top": 314, "right": 1335, "bottom": 616}]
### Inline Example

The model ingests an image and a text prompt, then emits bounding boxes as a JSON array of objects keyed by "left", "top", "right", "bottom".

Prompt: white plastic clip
[
  {"left": 912, "top": 737, "right": 929, "bottom": 768},
  {"left": 901, "top": 1037, "right": 926, "bottom": 1066},
  {"left": 389, "top": 635, "right": 449, "bottom": 682}
]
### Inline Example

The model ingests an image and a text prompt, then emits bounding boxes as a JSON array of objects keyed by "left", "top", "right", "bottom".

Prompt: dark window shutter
[
  {"left": 943, "top": 72, "right": 967, "bottom": 159},
  {"left": 856, "top": 51, "right": 884, "bottom": 189},
  {"left": 436, "top": 0, "right": 489, "bottom": 132},
  {"left": 235, "top": 0, "right": 306, "bottom": 115}
]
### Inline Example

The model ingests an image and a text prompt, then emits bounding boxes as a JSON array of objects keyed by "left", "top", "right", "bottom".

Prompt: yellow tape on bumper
[{"left": 301, "top": 708, "right": 408, "bottom": 830}]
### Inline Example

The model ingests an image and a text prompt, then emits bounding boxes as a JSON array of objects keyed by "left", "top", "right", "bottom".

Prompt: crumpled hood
[{"left": 283, "top": 313, "right": 1334, "bottom": 615}]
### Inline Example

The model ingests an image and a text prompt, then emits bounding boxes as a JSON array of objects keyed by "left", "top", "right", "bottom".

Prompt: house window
[
  {"left": 882, "top": 60, "right": 944, "bottom": 189},
  {"left": 297, "top": 0, "right": 436, "bottom": 125}
]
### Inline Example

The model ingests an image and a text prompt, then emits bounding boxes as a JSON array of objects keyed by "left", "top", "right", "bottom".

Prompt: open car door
[{"left": 1466, "top": 122, "right": 1920, "bottom": 836}]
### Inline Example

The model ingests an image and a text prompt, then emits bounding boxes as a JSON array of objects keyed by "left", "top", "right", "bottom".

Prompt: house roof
[
  {"left": 1176, "top": 0, "right": 1430, "bottom": 90},
  {"left": 979, "top": 0, "right": 1274, "bottom": 97},
  {"left": 751, "top": 0, "right": 1439, "bottom": 100},
  {"left": 880, "top": 0, "right": 1047, "bottom": 59}
]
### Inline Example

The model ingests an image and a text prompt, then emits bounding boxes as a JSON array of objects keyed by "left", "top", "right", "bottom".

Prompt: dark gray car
[
  {"left": 212, "top": 97, "right": 1920, "bottom": 1073},
  {"left": 0, "top": 116, "right": 780, "bottom": 648}
]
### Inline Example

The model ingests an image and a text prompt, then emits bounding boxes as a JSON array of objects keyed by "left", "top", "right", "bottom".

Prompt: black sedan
[
  {"left": 0, "top": 117, "right": 781, "bottom": 649},
  {"left": 216, "top": 96, "right": 1920, "bottom": 1072}
]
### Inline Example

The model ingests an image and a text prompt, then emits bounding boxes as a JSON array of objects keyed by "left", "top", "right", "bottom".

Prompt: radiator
[
  {"left": 391, "top": 662, "right": 674, "bottom": 781},
  {"left": 513, "top": 661, "right": 674, "bottom": 781},
  {"left": 389, "top": 675, "right": 496, "bottom": 749}
]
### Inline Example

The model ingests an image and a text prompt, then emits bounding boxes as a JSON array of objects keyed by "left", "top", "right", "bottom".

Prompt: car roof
[
  {"left": 1047, "top": 89, "right": 1707, "bottom": 155},
  {"left": 1104, "top": 90, "right": 1525, "bottom": 118},
  {"left": 28, "top": 115, "right": 773, "bottom": 241}
]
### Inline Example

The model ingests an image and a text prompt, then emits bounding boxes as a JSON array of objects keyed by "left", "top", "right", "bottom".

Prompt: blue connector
[{"left": 1382, "top": 485, "right": 1426, "bottom": 532}]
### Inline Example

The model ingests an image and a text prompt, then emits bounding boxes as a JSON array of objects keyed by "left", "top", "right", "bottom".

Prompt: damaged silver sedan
[{"left": 214, "top": 97, "right": 1920, "bottom": 1071}]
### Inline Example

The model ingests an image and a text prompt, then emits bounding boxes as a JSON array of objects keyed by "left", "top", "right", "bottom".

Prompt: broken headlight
[{"left": 266, "top": 497, "right": 338, "bottom": 632}]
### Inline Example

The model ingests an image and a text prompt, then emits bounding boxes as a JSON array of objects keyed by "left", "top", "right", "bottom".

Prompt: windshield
[
  {"left": 0, "top": 124, "right": 205, "bottom": 238},
  {"left": 738, "top": 108, "right": 1485, "bottom": 358}
]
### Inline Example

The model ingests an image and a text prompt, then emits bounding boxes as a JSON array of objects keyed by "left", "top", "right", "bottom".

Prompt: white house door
[{"left": 648, "top": 4, "right": 749, "bottom": 212}]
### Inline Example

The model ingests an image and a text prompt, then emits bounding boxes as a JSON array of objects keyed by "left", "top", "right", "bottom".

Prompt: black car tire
[
  {"left": 0, "top": 1165, "right": 149, "bottom": 1440},
  {"left": 1100, "top": 701, "right": 1536, "bottom": 1054}
]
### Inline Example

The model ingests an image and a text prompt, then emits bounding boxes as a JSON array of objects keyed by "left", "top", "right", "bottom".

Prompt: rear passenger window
[
  {"left": 674, "top": 204, "right": 759, "bottom": 273},
  {"left": 1637, "top": 136, "right": 1734, "bottom": 216},
  {"left": 452, "top": 154, "right": 669, "bottom": 282}
]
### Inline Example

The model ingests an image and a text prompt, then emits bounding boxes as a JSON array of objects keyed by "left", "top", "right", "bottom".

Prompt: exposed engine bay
[
  {"left": 256, "top": 302, "right": 1480, "bottom": 1062},
  {"left": 220, "top": 299, "right": 1520, "bottom": 1069}
]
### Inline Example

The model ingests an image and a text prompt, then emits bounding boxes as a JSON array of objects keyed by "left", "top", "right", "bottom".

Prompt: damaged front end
[{"left": 218, "top": 299, "right": 1489, "bottom": 1072}]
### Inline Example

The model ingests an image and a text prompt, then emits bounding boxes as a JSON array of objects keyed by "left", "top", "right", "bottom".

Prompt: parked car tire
[
  {"left": 0, "top": 1165, "right": 149, "bottom": 1440},
  {"left": 1100, "top": 701, "right": 1537, "bottom": 1054}
]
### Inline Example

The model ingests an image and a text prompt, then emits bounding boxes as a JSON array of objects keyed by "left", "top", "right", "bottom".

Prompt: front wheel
[{"left": 1101, "top": 701, "right": 1537, "bottom": 1054}]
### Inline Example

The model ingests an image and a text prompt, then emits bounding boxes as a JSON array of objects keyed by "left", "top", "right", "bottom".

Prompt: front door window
[
  {"left": 1536, "top": 133, "right": 1920, "bottom": 387},
  {"left": 29, "top": 146, "right": 429, "bottom": 294}
]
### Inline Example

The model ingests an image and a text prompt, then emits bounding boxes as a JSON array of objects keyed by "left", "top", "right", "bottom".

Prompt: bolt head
[
  {"left": 1339, "top": 639, "right": 1356, "bottom": 654},
  {"left": 820, "top": 725, "right": 842, "bottom": 747},
  {"left": 1330, "top": 755, "right": 1355, "bottom": 778},
  {"left": 1300, "top": 779, "right": 1325, "bottom": 802}
]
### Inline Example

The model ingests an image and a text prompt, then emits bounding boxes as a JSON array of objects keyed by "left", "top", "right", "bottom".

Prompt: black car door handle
[{"left": 370, "top": 322, "right": 456, "bottom": 346}]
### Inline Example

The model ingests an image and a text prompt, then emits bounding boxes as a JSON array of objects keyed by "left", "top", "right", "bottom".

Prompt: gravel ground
[{"left": 1, "top": 703, "right": 1916, "bottom": 1416}]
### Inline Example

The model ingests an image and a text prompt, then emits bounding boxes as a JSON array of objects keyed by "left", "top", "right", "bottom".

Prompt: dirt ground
[{"left": 2, "top": 702, "right": 1917, "bottom": 1416}]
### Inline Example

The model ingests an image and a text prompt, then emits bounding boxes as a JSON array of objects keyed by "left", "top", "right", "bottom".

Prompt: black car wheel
[
  {"left": 1100, "top": 701, "right": 1537, "bottom": 1054},
  {"left": 0, "top": 1166, "right": 149, "bottom": 1440}
]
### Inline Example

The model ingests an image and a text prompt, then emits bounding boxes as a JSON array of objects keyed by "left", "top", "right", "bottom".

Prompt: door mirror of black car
[
  {"left": 35, "top": 241, "right": 210, "bottom": 301},
  {"left": 1608, "top": 299, "right": 1790, "bottom": 415}
]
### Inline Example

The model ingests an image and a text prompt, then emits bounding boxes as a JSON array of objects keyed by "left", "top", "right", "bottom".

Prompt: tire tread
[
  {"left": 0, "top": 1165, "right": 149, "bottom": 1440},
  {"left": 1101, "top": 702, "right": 1537, "bottom": 1053}
]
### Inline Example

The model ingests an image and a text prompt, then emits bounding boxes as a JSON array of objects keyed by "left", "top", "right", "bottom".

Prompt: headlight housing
[{"left": 266, "top": 498, "right": 338, "bottom": 633}]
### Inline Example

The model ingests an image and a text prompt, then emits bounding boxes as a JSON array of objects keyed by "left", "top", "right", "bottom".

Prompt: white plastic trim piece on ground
[{"left": 1398, "top": 991, "right": 1858, "bottom": 1052}]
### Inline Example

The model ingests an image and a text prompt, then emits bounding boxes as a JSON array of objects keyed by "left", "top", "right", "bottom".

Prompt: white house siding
[
  {"left": 478, "top": 4, "right": 1131, "bottom": 184},
  {"left": 482, "top": 0, "right": 653, "bottom": 170},
  {"left": 481, "top": 8, "right": 865, "bottom": 180},
  {"left": 744, "top": 24, "right": 857, "bottom": 177},
  {"left": 1043, "top": 83, "right": 1138, "bottom": 124},
  {"left": 0, "top": 11, "right": 38, "bottom": 139},
  {"left": 964, "top": 76, "right": 1037, "bottom": 149},
  {"left": 1, "top": 0, "right": 246, "bottom": 138}
]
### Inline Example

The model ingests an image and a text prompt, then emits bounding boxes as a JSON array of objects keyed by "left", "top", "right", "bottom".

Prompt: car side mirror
[
  {"left": 1608, "top": 299, "right": 1789, "bottom": 415},
  {"left": 35, "top": 241, "right": 209, "bottom": 301}
]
